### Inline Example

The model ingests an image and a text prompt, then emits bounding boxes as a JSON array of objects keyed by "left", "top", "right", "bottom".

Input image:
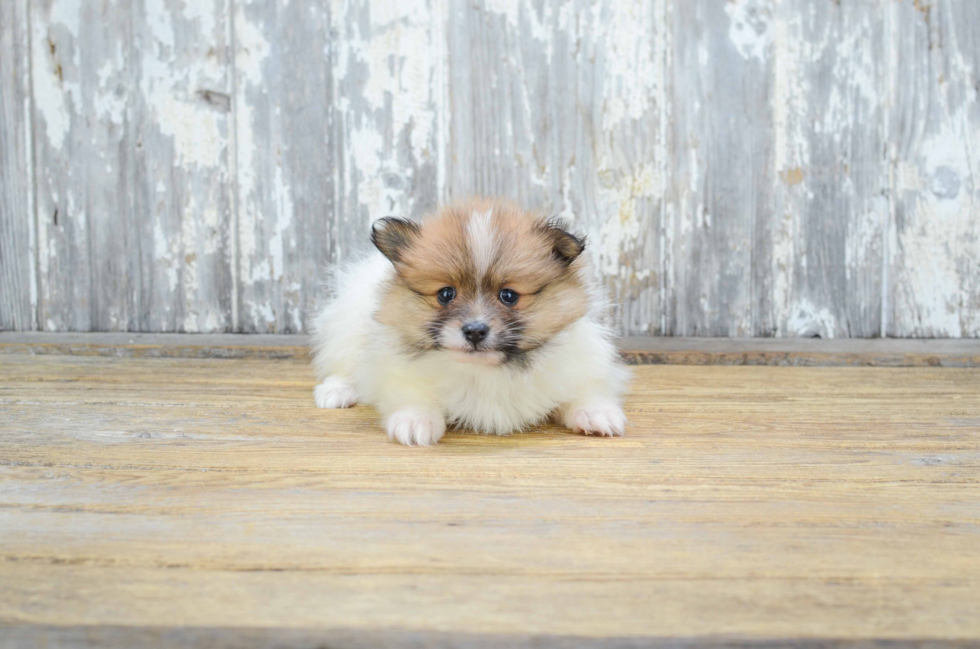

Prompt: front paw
[
  {"left": 386, "top": 408, "right": 446, "bottom": 446},
  {"left": 314, "top": 376, "right": 358, "bottom": 409},
  {"left": 564, "top": 399, "right": 627, "bottom": 437}
]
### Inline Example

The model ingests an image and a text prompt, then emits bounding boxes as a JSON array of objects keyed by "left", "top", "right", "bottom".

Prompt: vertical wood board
[
  {"left": 0, "top": 0, "right": 36, "bottom": 331},
  {"left": 768, "top": 0, "right": 886, "bottom": 338},
  {"left": 30, "top": 0, "right": 234, "bottom": 332},
  {"left": 886, "top": 0, "right": 980, "bottom": 338},
  {"left": 666, "top": 0, "right": 773, "bottom": 336},
  {"left": 328, "top": 0, "right": 444, "bottom": 257},
  {"left": 233, "top": 0, "right": 334, "bottom": 333}
]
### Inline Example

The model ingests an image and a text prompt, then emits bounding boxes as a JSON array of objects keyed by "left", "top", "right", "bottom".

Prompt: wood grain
[
  {"left": 885, "top": 1, "right": 980, "bottom": 337},
  {"left": 30, "top": 0, "right": 234, "bottom": 332},
  {"left": 2, "top": 333, "right": 979, "bottom": 367},
  {"left": 0, "top": 0, "right": 35, "bottom": 332},
  {"left": 3, "top": 0, "right": 979, "bottom": 337},
  {"left": 768, "top": 0, "right": 886, "bottom": 338},
  {"left": 233, "top": 0, "right": 334, "bottom": 333},
  {"left": 666, "top": 1, "right": 889, "bottom": 337},
  {"left": 328, "top": 0, "right": 443, "bottom": 255},
  {"left": 666, "top": 0, "right": 773, "bottom": 336},
  {"left": 5, "top": 627, "right": 979, "bottom": 649},
  {"left": 1, "top": 354, "right": 978, "bottom": 643}
]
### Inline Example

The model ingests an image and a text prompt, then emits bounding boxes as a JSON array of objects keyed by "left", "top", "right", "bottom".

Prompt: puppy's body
[{"left": 312, "top": 199, "right": 629, "bottom": 446}]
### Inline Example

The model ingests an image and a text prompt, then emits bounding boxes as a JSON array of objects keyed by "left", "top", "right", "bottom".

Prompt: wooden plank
[
  {"left": 447, "top": 0, "right": 665, "bottom": 335},
  {"left": 885, "top": 0, "right": 980, "bottom": 337},
  {"left": 131, "top": 0, "right": 235, "bottom": 333},
  {"left": 4, "top": 627, "right": 979, "bottom": 649},
  {"left": 30, "top": 0, "right": 140, "bottom": 331},
  {"left": 329, "top": 0, "right": 443, "bottom": 256},
  {"left": 0, "top": 355, "right": 978, "bottom": 642},
  {"left": 0, "top": 0, "right": 35, "bottom": 331},
  {"left": 0, "top": 332, "right": 310, "bottom": 360},
  {"left": 1, "top": 333, "right": 980, "bottom": 367},
  {"left": 232, "top": 0, "right": 332, "bottom": 333},
  {"left": 666, "top": 2, "right": 889, "bottom": 338},
  {"left": 619, "top": 335, "right": 980, "bottom": 368},
  {"left": 665, "top": 0, "right": 773, "bottom": 336},
  {"left": 768, "top": 1, "right": 886, "bottom": 337},
  {"left": 30, "top": 0, "right": 233, "bottom": 332}
]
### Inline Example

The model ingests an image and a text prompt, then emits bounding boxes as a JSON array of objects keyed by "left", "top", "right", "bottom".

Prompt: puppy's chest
[{"left": 436, "top": 365, "right": 562, "bottom": 426}]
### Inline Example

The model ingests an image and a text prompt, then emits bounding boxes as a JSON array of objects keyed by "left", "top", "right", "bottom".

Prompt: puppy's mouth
[{"left": 446, "top": 348, "right": 505, "bottom": 365}]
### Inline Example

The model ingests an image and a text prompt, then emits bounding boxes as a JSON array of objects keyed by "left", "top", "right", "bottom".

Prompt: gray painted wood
[
  {"left": 447, "top": 0, "right": 665, "bottom": 334},
  {"left": 130, "top": 0, "right": 235, "bottom": 333},
  {"left": 0, "top": 0, "right": 35, "bottom": 331},
  {"left": 328, "top": 0, "right": 443, "bottom": 257},
  {"left": 233, "top": 0, "right": 334, "bottom": 333},
  {"left": 30, "top": 0, "right": 130, "bottom": 331},
  {"left": 666, "top": 0, "right": 773, "bottom": 336},
  {"left": 767, "top": 0, "right": 887, "bottom": 338},
  {"left": 30, "top": 0, "right": 234, "bottom": 332},
  {"left": 2, "top": 0, "right": 978, "bottom": 337},
  {"left": 666, "top": 1, "right": 887, "bottom": 338},
  {"left": 885, "top": 0, "right": 980, "bottom": 338}
]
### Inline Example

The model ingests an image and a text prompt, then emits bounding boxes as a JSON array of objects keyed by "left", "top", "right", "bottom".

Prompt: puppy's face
[{"left": 373, "top": 200, "right": 589, "bottom": 365}]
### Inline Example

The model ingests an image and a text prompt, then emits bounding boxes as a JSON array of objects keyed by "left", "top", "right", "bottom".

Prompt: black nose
[{"left": 462, "top": 322, "right": 489, "bottom": 345}]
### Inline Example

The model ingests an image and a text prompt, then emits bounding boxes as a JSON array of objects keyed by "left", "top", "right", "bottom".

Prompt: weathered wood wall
[{"left": 1, "top": 0, "right": 977, "bottom": 337}]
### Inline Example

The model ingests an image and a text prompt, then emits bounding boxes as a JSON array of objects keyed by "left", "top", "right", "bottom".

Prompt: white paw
[
  {"left": 314, "top": 377, "right": 358, "bottom": 409},
  {"left": 386, "top": 408, "right": 446, "bottom": 447},
  {"left": 564, "top": 399, "right": 627, "bottom": 437}
]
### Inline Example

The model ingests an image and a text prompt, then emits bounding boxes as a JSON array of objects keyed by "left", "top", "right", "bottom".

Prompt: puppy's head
[{"left": 372, "top": 199, "right": 589, "bottom": 365}]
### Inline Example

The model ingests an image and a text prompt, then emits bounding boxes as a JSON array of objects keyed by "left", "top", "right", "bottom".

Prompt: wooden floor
[{"left": 1, "top": 350, "right": 979, "bottom": 647}]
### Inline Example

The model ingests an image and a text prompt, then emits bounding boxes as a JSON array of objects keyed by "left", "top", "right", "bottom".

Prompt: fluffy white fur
[{"left": 311, "top": 248, "right": 629, "bottom": 446}]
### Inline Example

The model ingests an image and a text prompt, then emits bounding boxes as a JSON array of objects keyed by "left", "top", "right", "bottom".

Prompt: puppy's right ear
[{"left": 371, "top": 217, "right": 421, "bottom": 263}]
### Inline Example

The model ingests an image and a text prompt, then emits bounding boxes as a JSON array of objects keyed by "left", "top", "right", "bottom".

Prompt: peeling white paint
[
  {"left": 785, "top": 298, "right": 839, "bottom": 339},
  {"left": 140, "top": 1, "right": 227, "bottom": 169},
  {"left": 268, "top": 165, "right": 295, "bottom": 281},
  {"left": 145, "top": 0, "right": 175, "bottom": 51},
  {"left": 181, "top": 0, "right": 217, "bottom": 38},
  {"left": 483, "top": 0, "right": 519, "bottom": 28},
  {"left": 159, "top": 97, "right": 224, "bottom": 168},
  {"left": 593, "top": 163, "right": 659, "bottom": 279},
  {"left": 31, "top": 1, "right": 80, "bottom": 150},
  {"left": 893, "top": 109, "right": 977, "bottom": 337},
  {"left": 249, "top": 301, "right": 275, "bottom": 327},
  {"left": 233, "top": 1, "right": 273, "bottom": 293},
  {"left": 725, "top": 0, "right": 771, "bottom": 63},
  {"left": 235, "top": 10, "right": 270, "bottom": 86},
  {"left": 153, "top": 221, "right": 179, "bottom": 292},
  {"left": 600, "top": 0, "right": 658, "bottom": 131},
  {"left": 845, "top": 199, "right": 886, "bottom": 284},
  {"left": 93, "top": 72, "right": 126, "bottom": 126},
  {"left": 771, "top": 209, "right": 795, "bottom": 331},
  {"left": 331, "top": 0, "right": 440, "bottom": 224},
  {"left": 19, "top": 0, "right": 979, "bottom": 337}
]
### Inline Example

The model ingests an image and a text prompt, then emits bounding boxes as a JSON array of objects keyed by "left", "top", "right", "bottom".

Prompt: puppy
[{"left": 311, "top": 198, "right": 630, "bottom": 446}]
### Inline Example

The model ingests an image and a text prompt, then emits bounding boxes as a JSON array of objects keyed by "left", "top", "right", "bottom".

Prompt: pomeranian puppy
[{"left": 311, "top": 198, "right": 629, "bottom": 446}]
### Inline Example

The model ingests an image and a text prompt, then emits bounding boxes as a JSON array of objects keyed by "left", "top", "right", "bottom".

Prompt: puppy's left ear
[
  {"left": 371, "top": 216, "right": 421, "bottom": 263},
  {"left": 542, "top": 218, "right": 586, "bottom": 265}
]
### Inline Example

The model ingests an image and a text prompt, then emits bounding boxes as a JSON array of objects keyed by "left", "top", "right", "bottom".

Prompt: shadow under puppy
[{"left": 311, "top": 198, "right": 630, "bottom": 446}]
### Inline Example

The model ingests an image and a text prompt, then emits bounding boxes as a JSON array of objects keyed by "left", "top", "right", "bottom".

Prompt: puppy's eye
[
  {"left": 498, "top": 288, "right": 519, "bottom": 306},
  {"left": 437, "top": 286, "right": 456, "bottom": 305}
]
